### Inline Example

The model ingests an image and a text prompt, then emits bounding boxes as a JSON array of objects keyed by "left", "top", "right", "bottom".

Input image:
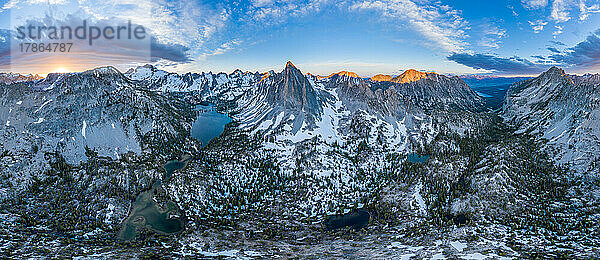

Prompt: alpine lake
[{"left": 118, "top": 104, "right": 232, "bottom": 240}]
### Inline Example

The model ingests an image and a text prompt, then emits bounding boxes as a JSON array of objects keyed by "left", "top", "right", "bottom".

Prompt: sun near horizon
[{"left": 53, "top": 67, "right": 70, "bottom": 74}]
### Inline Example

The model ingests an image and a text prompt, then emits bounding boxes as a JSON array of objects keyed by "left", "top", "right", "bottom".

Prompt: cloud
[
  {"left": 551, "top": 0, "right": 572, "bottom": 22},
  {"left": 547, "top": 47, "right": 562, "bottom": 53},
  {"left": 548, "top": 30, "right": 600, "bottom": 68},
  {"left": 0, "top": 0, "right": 19, "bottom": 13},
  {"left": 553, "top": 25, "right": 563, "bottom": 38},
  {"left": 197, "top": 40, "right": 241, "bottom": 60},
  {"left": 350, "top": 0, "right": 469, "bottom": 52},
  {"left": 520, "top": 0, "right": 600, "bottom": 23},
  {"left": 150, "top": 38, "right": 191, "bottom": 63},
  {"left": 579, "top": 1, "right": 600, "bottom": 20},
  {"left": 27, "top": 0, "right": 66, "bottom": 4},
  {"left": 251, "top": 0, "right": 276, "bottom": 8},
  {"left": 247, "top": 0, "right": 327, "bottom": 24},
  {"left": 478, "top": 23, "right": 506, "bottom": 48},
  {"left": 447, "top": 53, "right": 547, "bottom": 74},
  {"left": 1, "top": 0, "right": 233, "bottom": 73},
  {"left": 522, "top": 0, "right": 548, "bottom": 9},
  {"left": 76, "top": 0, "right": 230, "bottom": 50},
  {"left": 528, "top": 20, "right": 548, "bottom": 33},
  {"left": 0, "top": 29, "right": 10, "bottom": 66},
  {"left": 3, "top": 14, "right": 157, "bottom": 72}
]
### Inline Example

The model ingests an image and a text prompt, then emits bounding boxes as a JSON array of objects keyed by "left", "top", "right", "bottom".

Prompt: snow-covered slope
[
  {"left": 125, "top": 64, "right": 260, "bottom": 101},
  {"left": 123, "top": 62, "right": 486, "bottom": 158},
  {"left": 0, "top": 67, "right": 200, "bottom": 188},
  {"left": 229, "top": 62, "right": 486, "bottom": 154},
  {"left": 503, "top": 67, "right": 600, "bottom": 173}
]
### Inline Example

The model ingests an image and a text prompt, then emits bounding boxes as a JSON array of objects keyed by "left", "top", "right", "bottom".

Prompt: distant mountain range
[{"left": 0, "top": 72, "right": 43, "bottom": 84}]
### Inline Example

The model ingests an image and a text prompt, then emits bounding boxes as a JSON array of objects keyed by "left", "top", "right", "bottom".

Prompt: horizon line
[{"left": 1, "top": 62, "right": 547, "bottom": 79}]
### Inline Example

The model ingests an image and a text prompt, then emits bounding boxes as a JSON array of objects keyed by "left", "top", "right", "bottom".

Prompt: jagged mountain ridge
[
  {"left": 236, "top": 63, "right": 484, "bottom": 152},
  {"left": 126, "top": 62, "right": 483, "bottom": 116},
  {"left": 502, "top": 66, "right": 600, "bottom": 173},
  {"left": 0, "top": 73, "right": 43, "bottom": 85},
  {"left": 0, "top": 66, "right": 200, "bottom": 190},
  {"left": 125, "top": 62, "right": 485, "bottom": 151},
  {"left": 125, "top": 64, "right": 261, "bottom": 101}
]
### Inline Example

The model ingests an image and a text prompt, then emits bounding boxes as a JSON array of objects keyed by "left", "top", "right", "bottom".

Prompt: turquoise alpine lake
[
  {"left": 407, "top": 153, "right": 429, "bottom": 164},
  {"left": 191, "top": 104, "right": 232, "bottom": 147}
]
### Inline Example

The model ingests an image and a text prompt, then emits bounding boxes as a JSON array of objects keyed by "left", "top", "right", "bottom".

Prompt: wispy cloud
[
  {"left": 350, "top": 0, "right": 469, "bottom": 52},
  {"left": 1, "top": 0, "right": 19, "bottom": 12},
  {"left": 579, "top": 1, "right": 600, "bottom": 20},
  {"left": 548, "top": 46, "right": 562, "bottom": 53},
  {"left": 0, "top": 29, "right": 10, "bottom": 66},
  {"left": 78, "top": 0, "right": 230, "bottom": 48},
  {"left": 247, "top": 0, "right": 328, "bottom": 24},
  {"left": 478, "top": 23, "right": 506, "bottom": 48},
  {"left": 551, "top": 0, "right": 572, "bottom": 22},
  {"left": 198, "top": 40, "right": 242, "bottom": 60},
  {"left": 522, "top": 0, "right": 548, "bottom": 9},
  {"left": 521, "top": 0, "right": 600, "bottom": 23},
  {"left": 528, "top": 20, "right": 548, "bottom": 33},
  {"left": 553, "top": 25, "right": 563, "bottom": 38}
]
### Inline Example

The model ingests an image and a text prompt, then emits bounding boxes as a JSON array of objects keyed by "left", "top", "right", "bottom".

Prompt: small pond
[
  {"left": 118, "top": 186, "right": 184, "bottom": 240},
  {"left": 407, "top": 153, "right": 429, "bottom": 164},
  {"left": 325, "top": 209, "right": 371, "bottom": 231},
  {"left": 163, "top": 160, "right": 186, "bottom": 179}
]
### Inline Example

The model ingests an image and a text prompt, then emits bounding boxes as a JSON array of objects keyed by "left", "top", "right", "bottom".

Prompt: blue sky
[{"left": 1, "top": 0, "right": 600, "bottom": 76}]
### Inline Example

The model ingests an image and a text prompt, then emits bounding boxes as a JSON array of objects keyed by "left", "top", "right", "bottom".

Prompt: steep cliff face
[
  {"left": 503, "top": 67, "right": 600, "bottom": 172},
  {"left": 264, "top": 61, "right": 322, "bottom": 114}
]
